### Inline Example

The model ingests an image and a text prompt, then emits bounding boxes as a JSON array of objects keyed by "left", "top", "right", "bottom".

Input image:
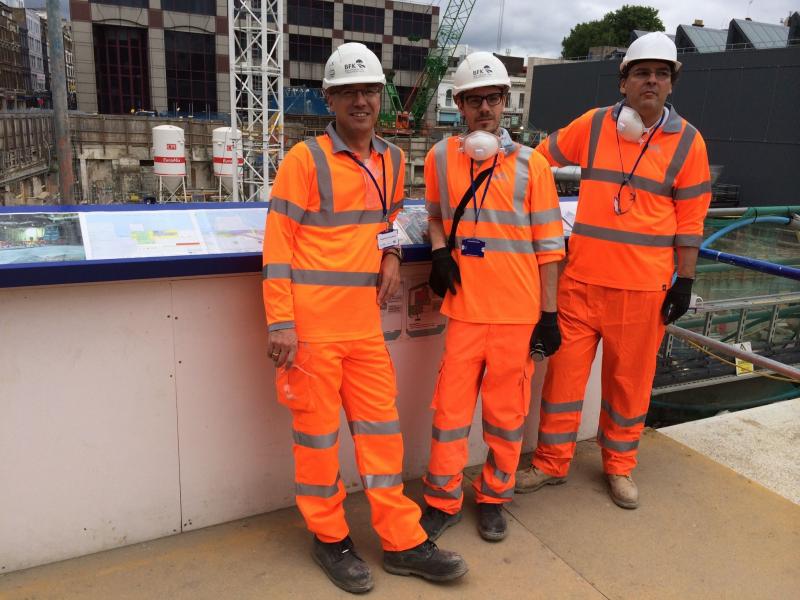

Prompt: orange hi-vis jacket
[
  {"left": 262, "top": 123, "right": 404, "bottom": 342},
  {"left": 425, "top": 130, "right": 565, "bottom": 324},
  {"left": 537, "top": 101, "right": 711, "bottom": 292}
]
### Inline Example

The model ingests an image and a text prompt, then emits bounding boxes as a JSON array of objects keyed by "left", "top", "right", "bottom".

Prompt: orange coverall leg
[
  {"left": 423, "top": 319, "right": 534, "bottom": 513},
  {"left": 277, "top": 334, "right": 427, "bottom": 552},
  {"left": 532, "top": 275, "right": 666, "bottom": 477}
]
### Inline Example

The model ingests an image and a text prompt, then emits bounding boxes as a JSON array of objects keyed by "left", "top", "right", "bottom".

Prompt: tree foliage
[{"left": 561, "top": 5, "right": 665, "bottom": 59}]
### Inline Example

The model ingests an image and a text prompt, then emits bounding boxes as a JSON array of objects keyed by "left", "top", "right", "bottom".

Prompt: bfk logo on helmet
[
  {"left": 344, "top": 59, "right": 367, "bottom": 73},
  {"left": 472, "top": 64, "right": 494, "bottom": 78}
]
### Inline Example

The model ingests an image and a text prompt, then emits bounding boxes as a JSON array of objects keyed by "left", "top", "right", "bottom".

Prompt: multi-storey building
[
  {"left": 70, "top": 0, "right": 438, "bottom": 116},
  {"left": 63, "top": 20, "right": 76, "bottom": 110},
  {"left": 24, "top": 9, "right": 44, "bottom": 96},
  {"left": 0, "top": 1, "right": 25, "bottom": 109}
]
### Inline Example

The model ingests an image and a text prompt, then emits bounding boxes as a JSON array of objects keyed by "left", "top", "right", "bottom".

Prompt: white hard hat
[
  {"left": 621, "top": 32, "right": 682, "bottom": 73},
  {"left": 322, "top": 42, "right": 386, "bottom": 90},
  {"left": 452, "top": 51, "right": 511, "bottom": 96}
]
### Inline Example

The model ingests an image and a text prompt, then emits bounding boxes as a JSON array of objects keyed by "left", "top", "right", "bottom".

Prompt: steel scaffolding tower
[{"left": 228, "top": 0, "right": 284, "bottom": 202}]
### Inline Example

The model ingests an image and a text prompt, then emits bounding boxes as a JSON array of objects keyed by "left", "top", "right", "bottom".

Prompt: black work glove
[
  {"left": 428, "top": 248, "right": 461, "bottom": 298},
  {"left": 661, "top": 277, "right": 694, "bottom": 324},
  {"left": 530, "top": 311, "right": 561, "bottom": 360}
]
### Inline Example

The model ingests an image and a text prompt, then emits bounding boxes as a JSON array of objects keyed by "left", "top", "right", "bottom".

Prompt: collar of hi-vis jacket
[
  {"left": 611, "top": 100, "right": 683, "bottom": 134},
  {"left": 325, "top": 122, "right": 388, "bottom": 156}
]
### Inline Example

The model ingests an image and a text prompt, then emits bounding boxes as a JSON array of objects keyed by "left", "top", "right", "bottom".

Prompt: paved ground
[{"left": 1, "top": 429, "right": 798, "bottom": 600}]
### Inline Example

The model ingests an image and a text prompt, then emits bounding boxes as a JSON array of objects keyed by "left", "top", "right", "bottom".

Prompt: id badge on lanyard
[
  {"left": 459, "top": 156, "right": 497, "bottom": 259},
  {"left": 346, "top": 152, "right": 394, "bottom": 250}
]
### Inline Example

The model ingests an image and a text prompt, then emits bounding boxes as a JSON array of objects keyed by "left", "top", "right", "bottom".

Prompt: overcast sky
[{"left": 420, "top": 0, "right": 798, "bottom": 58}]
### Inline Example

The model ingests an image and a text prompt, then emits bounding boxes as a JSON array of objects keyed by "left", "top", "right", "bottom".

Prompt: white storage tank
[
  {"left": 152, "top": 125, "right": 186, "bottom": 192},
  {"left": 212, "top": 127, "right": 243, "bottom": 192}
]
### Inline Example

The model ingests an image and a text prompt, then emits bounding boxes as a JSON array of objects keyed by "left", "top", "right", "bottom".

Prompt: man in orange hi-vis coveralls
[
  {"left": 262, "top": 43, "right": 467, "bottom": 593},
  {"left": 419, "top": 52, "right": 565, "bottom": 543},
  {"left": 515, "top": 32, "right": 712, "bottom": 509}
]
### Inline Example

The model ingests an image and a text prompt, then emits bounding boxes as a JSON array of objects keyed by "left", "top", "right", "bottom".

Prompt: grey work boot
[
  {"left": 383, "top": 539, "right": 468, "bottom": 582},
  {"left": 514, "top": 466, "right": 567, "bottom": 494},
  {"left": 477, "top": 503, "right": 507, "bottom": 542},
  {"left": 311, "top": 536, "right": 374, "bottom": 594},
  {"left": 607, "top": 474, "right": 639, "bottom": 509},
  {"left": 419, "top": 506, "right": 462, "bottom": 541}
]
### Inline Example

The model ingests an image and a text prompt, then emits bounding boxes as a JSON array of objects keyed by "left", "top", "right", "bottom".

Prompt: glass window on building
[
  {"left": 90, "top": 0, "right": 148, "bottom": 8},
  {"left": 289, "top": 34, "right": 331, "bottom": 64},
  {"left": 392, "top": 10, "right": 431, "bottom": 40},
  {"left": 165, "top": 31, "right": 217, "bottom": 113},
  {"left": 445, "top": 89, "right": 452, "bottom": 107},
  {"left": 518, "top": 93, "right": 524, "bottom": 110},
  {"left": 161, "top": 0, "right": 215, "bottom": 16},
  {"left": 343, "top": 5, "right": 384, "bottom": 35},
  {"left": 287, "top": 0, "right": 334, "bottom": 29},
  {"left": 93, "top": 24, "right": 150, "bottom": 114},
  {"left": 344, "top": 40, "right": 382, "bottom": 61},
  {"left": 392, "top": 44, "right": 427, "bottom": 71}
]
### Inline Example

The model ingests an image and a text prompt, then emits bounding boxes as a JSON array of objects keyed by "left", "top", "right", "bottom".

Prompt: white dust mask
[
  {"left": 616, "top": 105, "right": 644, "bottom": 142},
  {"left": 461, "top": 130, "right": 500, "bottom": 161}
]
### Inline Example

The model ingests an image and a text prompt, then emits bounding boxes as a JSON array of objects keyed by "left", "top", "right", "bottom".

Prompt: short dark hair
[{"left": 619, "top": 60, "right": 680, "bottom": 85}]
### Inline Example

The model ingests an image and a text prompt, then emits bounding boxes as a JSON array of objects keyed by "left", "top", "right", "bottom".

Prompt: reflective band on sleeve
[
  {"left": 426, "top": 200, "right": 442, "bottom": 219},
  {"left": 534, "top": 236, "right": 567, "bottom": 253},
  {"left": 587, "top": 108, "right": 610, "bottom": 170},
  {"left": 480, "top": 478, "right": 514, "bottom": 499},
  {"left": 538, "top": 431, "right": 578, "bottom": 445},
  {"left": 296, "top": 474, "right": 341, "bottom": 498},
  {"left": 673, "top": 181, "right": 711, "bottom": 200},
  {"left": 268, "top": 321, "right": 295, "bottom": 332},
  {"left": 349, "top": 420, "right": 401, "bottom": 436},
  {"left": 293, "top": 429, "right": 339, "bottom": 449},
  {"left": 301, "top": 209, "right": 385, "bottom": 227},
  {"left": 424, "top": 472, "right": 454, "bottom": 487},
  {"left": 388, "top": 143, "right": 402, "bottom": 202},
  {"left": 597, "top": 430, "right": 640, "bottom": 452},
  {"left": 542, "top": 399, "right": 584, "bottom": 414},
  {"left": 531, "top": 207, "right": 563, "bottom": 225},
  {"left": 486, "top": 450, "right": 511, "bottom": 483},
  {"left": 571, "top": 223, "right": 676, "bottom": 247},
  {"left": 512, "top": 145, "right": 533, "bottom": 215},
  {"left": 362, "top": 473, "right": 403, "bottom": 489},
  {"left": 305, "top": 138, "right": 334, "bottom": 215},
  {"left": 434, "top": 140, "right": 451, "bottom": 220},
  {"left": 432, "top": 424, "right": 471, "bottom": 442},
  {"left": 424, "top": 483, "right": 463, "bottom": 499},
  {"left": 581, "top": 167, "right": 672, "bottom": 198},
  {"left": 675, "top": 234, "right": 704, "bottom": 247},
  {"left": 664, "top": 124, "right": 697, "bottom": 188},
  {"left": 269, "top": 196, "right": 306, "bottom": 223},
  {"left": 291, "top": 269, "right": 379, "bottom": 287},
  {"left": 482, "top": 419, "right": 524, "bottom": 442},
  {"left": 263, "top": 263, "right": 292, "bottom": 279},
  {"left": 548, "top": 130, "right": 578, "bottom": 167},
  {"left": 601, "top": 399, "right": 647, "bottom": 428}
]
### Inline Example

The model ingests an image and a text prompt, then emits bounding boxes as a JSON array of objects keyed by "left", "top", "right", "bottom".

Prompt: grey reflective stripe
[
  {"left": 425, "top": 472, "right": 454, "bottom": 487},
  {"left": 349, "top": 420, "right": 401, "bottom": 436},
  {"left": 512, "top": 145, "right": 533, "bottom": 215},
  {"left": 531, "top": 207, "right": 563, "bottom": 226},
  {"left": 269, "top": 196, "right": 306, "bottom": 223},
  {"left": 675, "top": 234, "right": 704, "bottom": 248},
  {"left": 582, "top": 167, "right": 672, "bottom": 197},
  {"left": 263, "top": 263, "right": 291, "bottom": 279},
  {"left": 548, "top": 130, "right": 577, "bottom": 167},
  {"left": 300, "top": 209, "right": 385, "bottom": 227},
  {"left": 587, "top": 108, "right": 610, "bottom": 169},
  {"left": 460, "top": 208, "right": 524, "bottom": 226},
  {"left": 542, "top": 399, "right": 584, "bottom": 414},
  {"left": 424, "top": 483, "right": 463, "bottom": 500},
  {"left": 304, "top": 138, "right": 334, "bottom": 216},
  {"left": 456, "top": 235, "right": 536, "bottom": 254},
  {"left": 483, "top": 419, "right": 524, "bottom": 442},
  {"left": 486, "top": 450, "right": 511, "bottom": 483},
  {"left": 571, "top": 223, "right": 675, "bottom": 247},
  {"left": 291, "top": 269, "right": 378, "bottom": 287},
  {"left": 426, "top": 200, "right": 442, "bottom": 219},
  {"left": 539, "top": 431, "right": 578, "bottom": 445},
  {"left": 296, "top": 474, "right": 341, "bottom": 498},
  {"left": 268, "top": 321, "right": 295, "bottom": 332},
  {"left": 362, "top": 473, "right": 403, "bottom": 489},
  {"left": 293, "top": 429, "right": 339, "bottom": 449},
  {"left": 533, "top": 236, "right": 566, "bottom": 253},
  {"left": 601, "top": 400, "right": 647, "bottom": 428},
  {"left": 432, "top": 424, "right": 471, "bottom": 442},
  {"left": 674, "top": 180, "right": 711, "bottom": 200},
  {"left": 388, "top": 143, "right": 402, "bottom": 202},
  {"left": 664, "top": 123, "right": 698, "bottom": 191},
  {"left": 480, "top": 478, "right": 514, "bottom": 499},
  {"left": 597, "top": 430, "right": 639, "bottom": 452},
  {"left": 434, "top": 140, "right": 451, "bottom": 220}
]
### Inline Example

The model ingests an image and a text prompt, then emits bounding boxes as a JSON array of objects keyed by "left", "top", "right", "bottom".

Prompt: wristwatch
[{"left": 382, "top": 246, "right": 403, "bottom": 263}]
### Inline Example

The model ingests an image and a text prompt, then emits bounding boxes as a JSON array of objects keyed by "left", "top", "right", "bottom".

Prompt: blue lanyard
[
  {"left": 347, "top": 152, "right": 388, "bottom": 222},
  {"left": 619, "top": 111, "right": 665, "bottom": 186},
  {"left": 469, "top": 155, "right": 498, "bottom": 224}
]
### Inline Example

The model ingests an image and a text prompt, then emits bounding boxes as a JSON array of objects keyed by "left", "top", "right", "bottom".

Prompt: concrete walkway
[{"left": 1, "top": 429, "right": 798, "bottom": 600}]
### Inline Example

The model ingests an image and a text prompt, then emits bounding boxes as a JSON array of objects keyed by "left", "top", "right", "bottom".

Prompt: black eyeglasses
[
  {"left": 462, "top": 92, "right": 504, "bottom": 108},
  {"left": 613, "top": 180, "right": 637, "bottom": 215}
]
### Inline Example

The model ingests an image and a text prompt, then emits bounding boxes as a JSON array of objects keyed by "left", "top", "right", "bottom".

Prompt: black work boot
[
  {"left": 477, "top": 503, "right": 507, "bottom": 542},
  {"left": 383, "top": 539, "right": 468, "bottom": 582},
  {"left": 311, "top": 535, "right": 374, "bottom": 594},
  {"left": 419, "top": 505, "right": 463, "bottom": 541}
]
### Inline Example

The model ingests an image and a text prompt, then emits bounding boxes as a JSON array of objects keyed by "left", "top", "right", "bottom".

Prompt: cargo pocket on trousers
[
  {"left": 429, "top": 358, "right": 446, "bottom": 411},
  {"left": 275, "top": 344, "right": 317, "bottom": 413},
  {"left": 521, "top": 358, "right": 535, "bottom": 416}
]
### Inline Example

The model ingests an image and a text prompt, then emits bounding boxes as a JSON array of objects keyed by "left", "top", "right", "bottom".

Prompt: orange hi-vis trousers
[
  {"left": 423, "top": 319, "right": 535, "bottom": 513},
  {"left": 276, "top": 334, "right": 427, "bottom": 552},
  {"left": 532, "top": 275, "right": 667, "bottom": 477}
]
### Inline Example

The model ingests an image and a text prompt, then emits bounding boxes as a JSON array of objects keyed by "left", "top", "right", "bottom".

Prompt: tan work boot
[
  {"left": 514, "top": 466, "right": 566, "bottom": 494},
  {"left": 607, "top": 474, "right": 639, "bottom": 509}
]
